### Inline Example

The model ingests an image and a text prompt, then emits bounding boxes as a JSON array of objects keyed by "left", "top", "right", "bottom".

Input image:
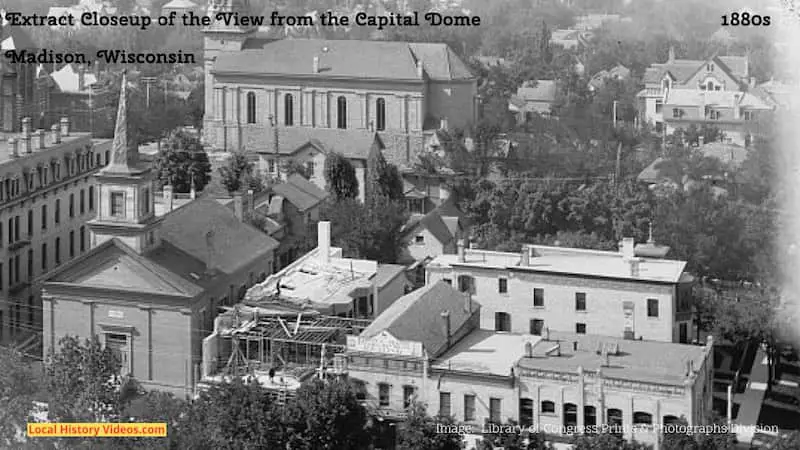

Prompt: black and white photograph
[{"left": 0, "top": 0, "right": 799, "bottom": 448}]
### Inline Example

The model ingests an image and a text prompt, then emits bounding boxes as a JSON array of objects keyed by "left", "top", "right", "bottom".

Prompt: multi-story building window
[
  {"left": 306, "top": 161, "right": 315, "bottom": 177},
  {"left": 655, "top": 99, "right": 663, "bottom": 114},
  {"left": 403, "top": 385, "right": 415, "bottom": 408},
  {"left": 80, "top": 226, "right": 86, "bottom": 252},
  {"left": 439, "top": 392, "right": 451, "bottom": 417},
  {"left": 464, "top": 394, "right": 476, "bottom": 422},
  {"left": 41, "top": 205, "right": 47, "bottom": 230},
  {"left": 533, "top": 288, "right": 544, "bottom": 307},
  {"left": 575, "top": 292, "right": 586, "bottom": 311},
  {"left": 55, "top": 237, "right": 61, "bottom": 266},
  {"left": 41, "top": 243, "right": 47, "bottom": 271},
  {"left": 376, "top": 98, "right": 386, "bottom": 131},
  {"left": 576, "top": 323, "right": 587, "bottom": 334},
  {"left": 27, "top": 249, "right": 33, "bottom": 280},
  {"left": 246, "top": 92, "right": 256, "bottom": 124},
  {"left": 111, "top": 192, "right": 125, "bottom": 217},
  {"left": 7, "top": 218, "right": 12, "bottom": 244},
  {"left": 378, "top": 383, "right": 390, "bottom": 407},
  {"left": 14, "top": 216, "right": 19, "bottom": 242},
  {"left": 69, "top": 230, "right": 75, "bottom": 258},
  {"left": 284, "top": 94, "right": 294, "bottom": 126},
  {"left": 530, "top": 319, "right": 544, "bottom": 336},
  {"left": 69, "top": 193, "right": 75, "bottom": 218},
  {"left": 55, "top": 199, "right": 61, "bottom": 224},
  {"left": 80, "top": 190, "right": 85, "bottom": 215},
  {"left": 495, "top": 312, "right": 511, "bottom": 332},
  {"left": 489, "top": 398, "right": 501, "bottom": 424},
  {"left": 498, "top": 278, "right": 507, "bottom": 294},
  {"left": 647, "top": 299, "right": 659, "bottom": 318},
  {"left": 336, "top": 96, "right": 347, "bottom": 129},
  {"left": 89, "top": 186, "right": 95, "bottom": 210}
]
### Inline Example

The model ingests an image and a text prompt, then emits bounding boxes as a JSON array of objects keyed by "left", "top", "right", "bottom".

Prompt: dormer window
[{"left": 707, "top": 81, "right": 714, "bottom": 91}]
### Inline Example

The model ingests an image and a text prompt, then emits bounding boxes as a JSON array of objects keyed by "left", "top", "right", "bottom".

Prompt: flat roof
[
  {"left": 429, "top": 245, "right": 687, "bottom": 284},
  {"left": 432, "top": 330, "right": 532, "bottom": 377},
  {"left": 244, "top": 248, "right": 378, "bottom": 313},
  {"left": 517, "top": 331, "right": 709, "bottom": 386},
  {"left": 0, "top": 131, "right": 93, "bottom": 165}
]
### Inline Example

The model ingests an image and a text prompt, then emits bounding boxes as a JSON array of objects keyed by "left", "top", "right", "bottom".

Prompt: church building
[
  {"left": 202, "top": 0, "right": 479, "bottom": 203},
  {"left": 41, "top": 73, "right": 279, "bottom": 396}
]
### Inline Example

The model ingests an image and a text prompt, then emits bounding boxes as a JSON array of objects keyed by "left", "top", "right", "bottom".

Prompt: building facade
[
  {"left": 0, "top": 116, "right": 111, "bottom": 346},
  {"left": 425, "top": 238, "right": 695, "bottom": 344},
  {"left": 340, "top": 282, "right": 713, "bottom": 448},
  {"left": 637, "top": 49, "right": 774, "bottom": 145},
  {"left": 201, "top": 0, "right": 478, "bottom": 204},
  {"left": 41, "top": 74, "right": 278, "bottom": 395}
]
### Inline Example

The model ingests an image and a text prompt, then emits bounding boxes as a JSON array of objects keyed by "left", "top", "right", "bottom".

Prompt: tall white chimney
[
  {"left": 51, "top": 124, "right": 61, "bottom": 144},
  {"left": 416, "top": 61, "right": 424, "bottom": 78},
  {"left": 620, "top": 237, "right": 635, "bottom": 260},
  {"left": 313, "top": 56, "right": 320, "bottom": 73},
  {"left": 163, "top": 185, "right": 174, "bottom": 212},
  {"left": 8, "top": 138, "right": 18, "bottom": 158},
  {"left": 457, "top": 239, "right": 465, "bottom": 263},
  {"left": 318, "top": 221, "right": 331, "bottom": 265},
  {"left": 60, "top": 117, "right": 70, "bottom": 136}
]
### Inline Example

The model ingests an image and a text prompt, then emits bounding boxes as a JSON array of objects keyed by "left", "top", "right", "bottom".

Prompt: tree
[
  {"left": 0, "top": 347, "right": 40, "bottom": 448},
  {"left": 219, "top": 152, "right": 265, "bottom": 194},
  {"left": 367, "top": 149, "right": 404, "bottom": 201},
  {"left": 661, "top": 417, "right": 736, "bottom": 449},
  {"left": 155, "top": 129, "right": 212, "bottom": 193},
  {"left": 185, "top": 82, "right": 205, "bottom": 131},
  {"left": 45, "top": 336, "right": 122, "bottom": 422},
  {"left": 396, "top": 403, "right": 463, "bottom": 450},
  {"left": 321, "top": 195, "right": 408, "bottom": 263},
  {"left": 283, "top": 379, "right": 370, "bottom": 450},
  {"left": 283, "top": 159, "right": 313, "bottom": 179},
  {"left": 479, "top": 420, "right": 552, "bottom": 450},
  {"left": 324, "top": 152, "right": 359, "bottom": 201}
]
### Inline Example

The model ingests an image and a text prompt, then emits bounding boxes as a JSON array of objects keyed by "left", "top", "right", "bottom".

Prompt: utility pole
[
  {"left": 141, "top": 77, "right": 157, "bottom": 109},
  {"left": 612, "top": 100, "right": 618, "bottom": 128}
]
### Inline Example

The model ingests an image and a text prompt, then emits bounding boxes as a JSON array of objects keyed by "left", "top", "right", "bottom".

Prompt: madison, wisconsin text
[{"left": 3, "top": 49, "right": 195, "bottom": 65}]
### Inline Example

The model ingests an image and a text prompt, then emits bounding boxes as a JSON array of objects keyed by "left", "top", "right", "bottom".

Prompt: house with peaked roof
[
  {"left": 637, "top": 48, "right": 774, "bottom": 145},
  {"left": 41, "top": 74, "right": 279, "bottom": 396},
  {"left": 509, "top": 80, "right": 558, "bottom": 123},
  {"left": 588, "top": 64, "right": 631, "bottom": 92},
  {"left": 399, "top": 200, "right": 470, "bottom": 264}
]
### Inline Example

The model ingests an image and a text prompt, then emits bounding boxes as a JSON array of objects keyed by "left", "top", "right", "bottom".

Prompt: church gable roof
[
  {"left": 214, "top": 39, "right": 474, "bottom": 81},
  {"left": 44, "top": 238, "right": 203, "bottom": 299}
]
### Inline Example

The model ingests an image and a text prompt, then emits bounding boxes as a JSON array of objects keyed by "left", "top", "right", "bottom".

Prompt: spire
[
  {"left": 648, "top": 222, "right": 655, "bottom": 244},
  {"left": 103, "top": 71, "right": 145, "bottom": 175}
]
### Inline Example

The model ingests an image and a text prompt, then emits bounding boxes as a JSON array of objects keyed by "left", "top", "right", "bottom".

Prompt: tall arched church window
[
  {"left": 246, "top": 92, "right": 256, "bottom": 124},
  {"left": 337, "top": 96, "right": 347, "bottom": 129},
  {"left": 376, "top": 98, "right": 386, "bottom": 131},
  {"left": 284, "top": 94, "right": 294, "bottom": 126}
]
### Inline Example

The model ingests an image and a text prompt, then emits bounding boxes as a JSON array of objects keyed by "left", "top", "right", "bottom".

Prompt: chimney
[
  {"left": 544, "top": 327, "right": 550, "bottom": 341},
  {"left": 464, "top": 291, "right": 472, "bottom": 313},
  {"left": 163, "top": 185, "right": 174, "bottom": 212},
  {"left": 78, "top": 66, "right": 86, "bottom": 91},
  {"left": 668, "top": 46, "right": 675, "bottom": 63},
  {"left": 440, "top": 311, "right": 451, "bottom": 348},
  {"left": 8, "top": 138, "right": 18, "bottom": 158},
  {"left": 60, "top": 117, "right": 70, "bottom": 136},
  {"left": 51, "top": 124, "right": 61, "bottom": 144},
  {"left": 233, "top": 193, "right": 244, "bottom": 221},
  {"left": 21, "top": 116, "right": 31, "bottom": 136},
  {"left": 439, "top": 117, "right": 448, "bottom": 131},
  {"left": 313, "top": 56, "right": 320, "bottom": 74},
  {"left": 37, "top": 129, "right": 46, "bottom": 150},
  {"left": 457, "top": 239, "right": 465, "bottom": 262},
  {"left": 318, "top": 221, "right": 331, "bottom": 265},
  {"left": 521, "top": 247, "right": 530, "bottom": 266},
  {"left": 604, "top": 350, "right": 611, "bottom": 367},
  {"left": 698, "top": 135, "right": 704, "bottom": 147},
  {"left": 706, "top": 335, "right": 714, "bottom": 347},
  {"left": 620, "top": 237, "right": 635, "bottom": 260},
  {"left": 416, "top": 61, "right": 424, "bottom": 78},
  {"left": 685, "top": 360, "right": 692, "bottom": 376}
]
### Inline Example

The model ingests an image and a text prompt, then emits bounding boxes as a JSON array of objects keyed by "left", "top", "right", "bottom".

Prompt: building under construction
[{"left": 201, "top": 305, "right": 370, "bottom": 394}]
